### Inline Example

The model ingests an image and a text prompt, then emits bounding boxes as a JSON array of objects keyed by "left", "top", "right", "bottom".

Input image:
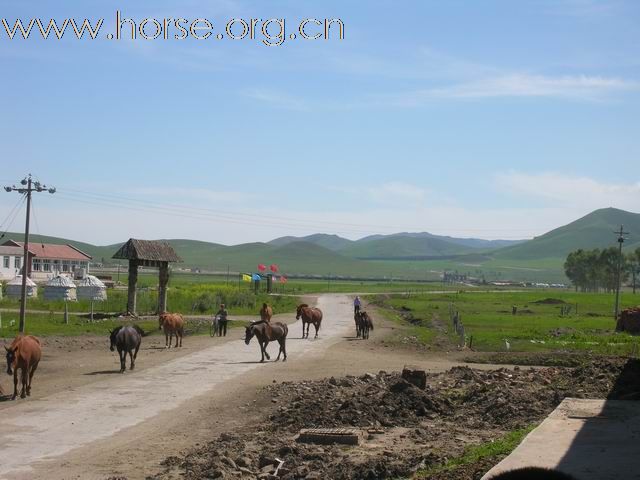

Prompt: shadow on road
[{"left": 84, "top": 370, "right": 122, "bottom": 376}]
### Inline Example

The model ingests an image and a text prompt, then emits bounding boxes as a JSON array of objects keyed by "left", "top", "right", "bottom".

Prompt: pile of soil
[{"left": 150, "top": 359, "right": 640, "bottom": 480}]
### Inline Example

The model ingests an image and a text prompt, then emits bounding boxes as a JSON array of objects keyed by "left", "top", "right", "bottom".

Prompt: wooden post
[
  {"left": 90, "top": 300, "right": 94, "bottom": 323},
  {"left": 64, "top": 301, "right": 69, "bottom": 325},
  {"left": 158, "top": 262, "right": 169, "bottom": 314},
  {"left": 127, "top": 259, "right": 138, "bottom": 316}
]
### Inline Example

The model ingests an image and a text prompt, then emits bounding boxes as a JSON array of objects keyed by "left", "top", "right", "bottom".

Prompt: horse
[
  {"left": 296, "top": 304, "right": 323, "bottom": 339},
  {"left": 159, "top": 313, "right": 184, "bottom": 348},
  {"left": 5, "top": 335, "right": 41, "bottom": 400},
  {"left": 260, "top": 302, "right": 273, "bottom": 323},
  {"left": 356, "top": 311, "right": 374, "bottom": 340},
  {"left": 354, "top": 312, "right": 362, "bottom": 337},
  {"left": 110, "top": 325, "right": 144, "bottom": 373},
  {"left": 245, "top": 321, "right": 288, "bottom": 362}
]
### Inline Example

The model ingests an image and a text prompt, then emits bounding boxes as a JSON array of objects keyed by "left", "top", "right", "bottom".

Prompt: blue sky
[{"left": 0, "top": 0, "right": 638, "bottom": 245}]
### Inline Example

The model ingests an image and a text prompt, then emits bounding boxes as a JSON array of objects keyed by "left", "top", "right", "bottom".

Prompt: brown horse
[
  {"left": 5, "top": 335, "right": 41, "bottom": 400},
  {"left": 260, "top": 303, "right": 273, "bottom": 323},
  {"left": 296, "top": 304, "right": 323, "bottom": 339},
  {"left": 245, "top": 321, "right": 288, "bottom": 362},
  {"left": 356, "top": 311, "right": 374, "bottom": 339},
  {"left": 159, "top": 313, "right": 184, "bottom": 348}
]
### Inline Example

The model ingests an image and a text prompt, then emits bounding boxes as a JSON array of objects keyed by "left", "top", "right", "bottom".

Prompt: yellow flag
[{"left": 242, "top": 274, "right": 252, "bottom": 282}]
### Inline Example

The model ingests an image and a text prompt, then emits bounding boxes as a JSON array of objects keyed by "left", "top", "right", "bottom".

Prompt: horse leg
[
  {"left": 119, "top": 349, "right": 126, "bottom": 372},
  {"left": 12, "top": 368, "right": 18, "bottom": 400},
  {"left": 129, "top": 350, "right": 135, "bottom": 370},
  {"left": 178, "top": 329, "right": 183, "bottom": 347},
  {"left": 314, "top": 323, "right": 319, "bottom": 339},
  {"left": 165, "top": 332, "right": 170, "bottom": 348},
  {"left": 20, "top": 367, "right": 27, "bottom": 398},
  {"left": 259, "top": 340, "right": 266, "bottom": 363},
  {"left": 27, "top": 363, "right": 38, "bottom": 396},
  {"left": 301, "top": 321, "right": 306, "bottom": 339},
  {"left": 264, "top": 341, "right": 271, "bottom": 360}
]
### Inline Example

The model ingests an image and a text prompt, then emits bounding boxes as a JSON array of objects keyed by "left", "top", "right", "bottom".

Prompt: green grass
[
  {"left": 1, "top": 283, "right": 298, "bottom": 320},
  {"left": 416, "top": 425, "right": 535, "bottom": 478},
  {"left": 0, "top": 312, "right": 159, "bottom": 338},
  {"left": 371, "top": 290, "right": 640, "bottom": 355}
]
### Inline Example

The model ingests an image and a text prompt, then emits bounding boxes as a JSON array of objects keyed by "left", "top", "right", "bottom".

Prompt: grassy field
[
  {"left": 0, "top": 283, "right": 298, "bottom": 317},
  {"left": 370, "top": 290, "right": 640, "bottom": 355},
  {"left": 0, "top": 310, "right": 253, "bottom": 338}
]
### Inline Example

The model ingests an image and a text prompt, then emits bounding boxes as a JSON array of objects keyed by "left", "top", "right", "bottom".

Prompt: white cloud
[
  {"left": 494, "top": 171, "right": 640, "bottom": 211},
  {"left": 383, "top": 74, "right": 639, "bottom": 106}
]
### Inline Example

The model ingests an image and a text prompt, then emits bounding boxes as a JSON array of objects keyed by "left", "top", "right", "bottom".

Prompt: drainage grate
[{"left": 297, "top": 428, "right": 361, "bottom": 445}]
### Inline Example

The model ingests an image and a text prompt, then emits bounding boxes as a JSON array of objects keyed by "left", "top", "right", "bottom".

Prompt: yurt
[
  {"left": 44, "top": 275, "right": 77, "bottom": 301},
  {"left": 77, "top": 275, "right": 107, "bottom": 301},
  {"left": 6, "top": 276, "right": 38, "bottom": 299}
]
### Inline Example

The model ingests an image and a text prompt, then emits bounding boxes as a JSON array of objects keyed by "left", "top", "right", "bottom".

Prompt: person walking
[
  {"left": 354, "top": 296, "right": 361, "bottom": 315},
  {"left": 216, "top": 303, "right": 229, "bottom": 337}
]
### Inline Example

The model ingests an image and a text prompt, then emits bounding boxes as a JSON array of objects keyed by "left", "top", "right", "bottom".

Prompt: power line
[{"left": 53, "top": 187, "right": 533, "bottom": 237}]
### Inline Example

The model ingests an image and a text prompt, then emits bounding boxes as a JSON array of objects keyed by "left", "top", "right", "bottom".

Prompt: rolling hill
[{"left": 493, "top": 208, "right": 640, "bottom": 260}]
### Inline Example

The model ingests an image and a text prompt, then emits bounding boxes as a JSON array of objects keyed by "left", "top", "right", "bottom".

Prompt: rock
[
  {"left": 259, "top": 455, "right": 276, "bottom": 469},
  {"left": 402, "top": 365, "right": 427, "bottom": 390},
  {"left": 220, "top": 456, "right": 237, "bottom": 469}
]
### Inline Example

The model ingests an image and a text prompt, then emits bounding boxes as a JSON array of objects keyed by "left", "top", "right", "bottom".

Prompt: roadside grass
[
  {"left": 373, "top": 301, "right": 437, "bottom": 346},
  {"left": 415, "top": 425, "right": 536, "bottom": 478},
  {"left": 370, "top": 291, "right": 640, "bottom": 355},
  {"left": 0, "top": 311, "right": 253, "bottom": 338},
  {"left": 0, "top": 284, "right": 298, "bottom": 317}
]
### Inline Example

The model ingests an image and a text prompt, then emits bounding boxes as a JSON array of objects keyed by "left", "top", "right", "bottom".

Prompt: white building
[
  {"left": 0, "top": 245, "right": 25, "bottom": 281},
  {"left": 1, "top": 240, "right": 91, "bottom": 281}
]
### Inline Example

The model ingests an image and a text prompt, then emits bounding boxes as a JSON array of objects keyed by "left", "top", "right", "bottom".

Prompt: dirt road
[
  {"left": 0, "top": 294, "right": 483, "bottom": 479},
  {"left": 0, "top": 295, "right": 361, "bottom": 479}
]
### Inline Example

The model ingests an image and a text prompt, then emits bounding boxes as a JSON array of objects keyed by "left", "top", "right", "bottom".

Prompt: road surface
[{"left": 0, "top": 295, "right": 354, "bottom": 479}]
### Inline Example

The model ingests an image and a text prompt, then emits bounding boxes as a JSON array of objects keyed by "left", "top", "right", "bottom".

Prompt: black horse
[
  {"left": 356, "top": 311, "right": 374, "bottom": 339},
  {"left": 109, "top": 325, "right": 144, "bottom": 373}
]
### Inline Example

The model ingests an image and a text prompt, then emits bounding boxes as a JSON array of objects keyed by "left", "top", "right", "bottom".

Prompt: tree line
[{"left": 564, "top": 247, "right": 640, "bottom": 293}]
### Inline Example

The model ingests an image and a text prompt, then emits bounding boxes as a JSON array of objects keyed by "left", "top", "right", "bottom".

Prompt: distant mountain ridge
[{"left": 2, "top": 207, "right": 638, "bottom": 280}]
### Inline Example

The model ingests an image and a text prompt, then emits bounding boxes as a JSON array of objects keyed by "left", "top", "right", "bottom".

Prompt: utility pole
[
  {"left": 4, "top": 174, "right": 56, "bottom": 333},
  {"left": 613, "top": 225, "right": 629, "bottom": 322}
]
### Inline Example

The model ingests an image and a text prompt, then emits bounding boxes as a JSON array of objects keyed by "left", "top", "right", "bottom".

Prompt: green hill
[
  {"left": 493, "top": 208, "right": 640, "bottom": 260},
  {"left": 268, "top": 234, "right": 354, "bottom": 251},
  {"left": 338, "top": 235, "right": 476, "bottom": 259}
]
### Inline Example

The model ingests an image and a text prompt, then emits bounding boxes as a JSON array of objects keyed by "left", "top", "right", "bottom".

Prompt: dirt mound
[
  {"left": 616, "top": 307, "right": 640, "bottom": 334},
  {"left": 532, "top": 298, "right": 566, "bottom": 305},
  {"left": 151, "top": 359, "right": 640, "bottom": 480}
]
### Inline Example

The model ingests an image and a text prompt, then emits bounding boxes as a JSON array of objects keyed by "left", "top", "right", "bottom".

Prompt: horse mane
[
  {"left": 132, "top": 324, "right": 146, "bottom": 337},
  {"left": 298, "top": 304, "right": 309, "bottom": 309},
  {"left": 111, "top": 325, "right": 125, "bottom": 335}
]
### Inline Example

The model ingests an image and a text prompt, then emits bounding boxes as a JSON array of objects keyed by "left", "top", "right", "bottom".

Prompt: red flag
[
  {"left": 258, "top": 264, "right": 266, "bottom": 272},
  {"left": 270, "top": 264, "right": 279, "bottom": 272}
]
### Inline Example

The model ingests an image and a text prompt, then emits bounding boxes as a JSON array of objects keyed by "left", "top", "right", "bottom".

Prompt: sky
[{"left": 0, "top": 0, "right": 638, "bottom": 246}]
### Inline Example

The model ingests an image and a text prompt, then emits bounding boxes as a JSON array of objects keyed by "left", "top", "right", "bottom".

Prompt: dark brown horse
[
  {"left": 159, "top": 313, "right": 184, "bottom": 348},
  {"left": 5, "top": 335, "right": 41, "bottom": 400},
  {"left": 356, "top": 311, "right": 374, "bottom": 339},
  {"left": 260, "top": 303, "right": 273, "bottom": 323},
  {"left": 110, "top": 325, "right": 144, "bottom": 372},
  {"left": 245, "top": 321, "right": 288, "bottom": 362},
  {"left": 296, "top": 304, "right": 323, "bottom": 339}
]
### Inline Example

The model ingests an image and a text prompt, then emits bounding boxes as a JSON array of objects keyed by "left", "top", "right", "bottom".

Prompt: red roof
[{"left": 3, "top": 240, "right": 91, "bottom": 261}]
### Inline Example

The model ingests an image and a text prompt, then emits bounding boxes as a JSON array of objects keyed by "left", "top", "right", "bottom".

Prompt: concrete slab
[{"left": 483, "top": 398, "right": 640, "bottom": 480}]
